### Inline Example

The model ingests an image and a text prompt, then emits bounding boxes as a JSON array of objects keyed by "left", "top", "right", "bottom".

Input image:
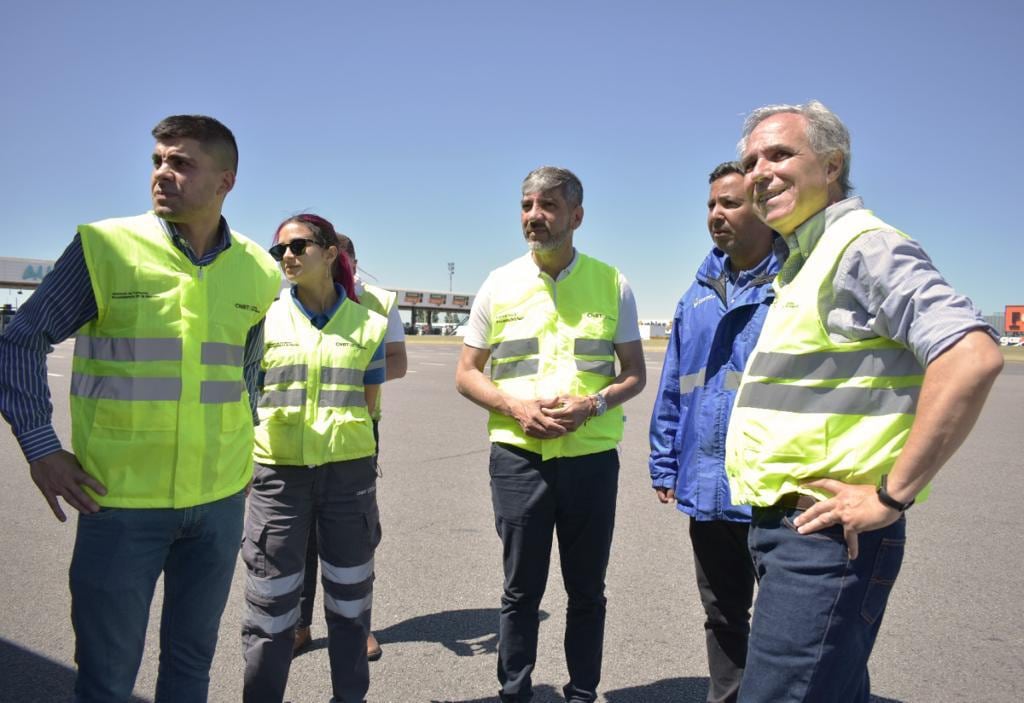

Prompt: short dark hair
[
  {"left": 708, "top": 161, "right": 744, "bottom": 184},
  {"left": 151, "top": 115, "right": 239, "bottom": 172},
  {"left": 335, "top": 233, "right": 356, "bottom": 260}
]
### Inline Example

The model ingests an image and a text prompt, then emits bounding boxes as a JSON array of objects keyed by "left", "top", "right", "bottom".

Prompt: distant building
[
  {"left": 984, "top": 313, "right": 1005, "bottom": 336},
  {"left": 1006, "top": 305, "right": 1024, "bottom": 335},
  {"left": 639, "top": 320, "right": 670, "bottom": 340}
]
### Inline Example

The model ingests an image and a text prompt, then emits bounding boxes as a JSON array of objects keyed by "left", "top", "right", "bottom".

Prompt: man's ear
[
  {"left": 572, "top": 205, "right": 584, "bottom": 230},
  {"left": 825, "top": 151, "right": 844, "bottom": 185},
  {"left": 219, "top": 170, "right": 236, "bottom": 197}
]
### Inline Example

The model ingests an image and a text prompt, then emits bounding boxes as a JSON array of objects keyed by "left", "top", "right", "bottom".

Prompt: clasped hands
[{"left": 511, "top": 395, "right": 595, "bottom": 439}]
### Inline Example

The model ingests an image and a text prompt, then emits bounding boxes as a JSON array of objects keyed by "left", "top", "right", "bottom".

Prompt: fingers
[
  {"left": 63, "top": 481, "right": 101, "bottom": 514},
  {"left": 79, "top": 473, "right": 108, "bottom": 496},
  {"left": 803, "top": 478, "right": 844, "bottom": 495},
  {"left": 30, "top": 453, "right": 104, "bottom": 521},
  {"left": 523, "top": 418, "right": 567, "bottom": 438},
  {"left": 844, "top": 526, "right": 859, "bottom": 560},
  {"left": 793, "top": 498, "right": 833, "bottom": 528},
  {"left": 41, "top": 491, "right": 67, "bottom": 523}
]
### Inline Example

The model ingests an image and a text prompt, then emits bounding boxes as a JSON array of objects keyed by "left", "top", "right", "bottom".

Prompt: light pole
[{"left": 448, "top": 262, "right": 455, "bottom": 292}]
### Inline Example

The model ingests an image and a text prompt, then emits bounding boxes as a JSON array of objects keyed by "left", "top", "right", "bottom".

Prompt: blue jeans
[
  {"left": 738, "top": 506, "right": 906, "bottom": 703},
  {"left": 69, "top": 491, "right": 245, "bottom": 703}
]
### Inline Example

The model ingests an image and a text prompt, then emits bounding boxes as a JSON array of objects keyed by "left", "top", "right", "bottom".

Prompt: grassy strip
[{"left": 1002, "top": 347, "right": 1024, "bottom": 363}]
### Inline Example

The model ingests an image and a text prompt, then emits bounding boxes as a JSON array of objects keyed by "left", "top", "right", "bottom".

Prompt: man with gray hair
[
  {"left": 727, "top": 100, "right": 1003, "bottom": 701},
  {"left": 456, "top": 166, "right": 645, "bottom": 702}
]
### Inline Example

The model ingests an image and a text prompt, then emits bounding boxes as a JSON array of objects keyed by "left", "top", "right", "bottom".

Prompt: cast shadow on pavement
[
  {"left": 0, "top": 637, "right": 150, "bottom": 703},
  {"left": 434, "top": 684, "right": 560, "bottom": 703},
  {"left": 435, "top": 679, "right": 709, "bottom": 703},
  {"left": 436, "top": 679, "right": 904, "bottom": 703},
  {"left": 377, "top": 607, "right": 550, "bottom": 657},
  {"left": 299, "top": 607, "right": 550, "bottom": 658}
]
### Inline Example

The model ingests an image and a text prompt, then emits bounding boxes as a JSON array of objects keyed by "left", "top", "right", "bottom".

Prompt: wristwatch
[
  {"left": 588, "top": 393, "right": 608, "bottom": 417},
  {"left": 877, "top": 474, "right": 915, "bottom": 512}
]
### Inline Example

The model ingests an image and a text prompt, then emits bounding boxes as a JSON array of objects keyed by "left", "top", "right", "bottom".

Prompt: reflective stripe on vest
[
  {"left": 679, "top": 368, "right": 743, "bottom": 395},
  {"left": 575, "top": 339, "right": 614, "bottom": 356},
  {"left": 201, "top": 342, "right": 244, "bottom": 366},
  {"left": 265, "top": 365, "right": 308, "bottom": 384},
  {"left": 321, "top": 367, "right": 364, "bottom": 385},
  {"left": 73, "top": 336, "right": 247, "bottom": 404},
  {"left": 75, "top": 335, "right": 182, "bottom": 361},
  {"left": 200, "top": 380, "right": 243, "bottom": 404},
  {"left": 492, "top": 358, "right": 539, "bottom": 380},
  {"left": 737, "top": 383, "right": 920, "bottom": 415},
  {"left": 319, "top": 390, "right": 368, "bottom": 408},
  {"left": 71, "top": 374, "right": 181, "bottom": 401},
  {"left": 745, "top": 347, "right": 922, "bottom": 380},
  {"left": 260, "top": 388, "right": 307, "bottom": 407},
  {"left": 492, "top": 338, "right": 539, "bottom": 359},
  {"left": 491, "top": 337, "right": 615, "bottom": 379}
]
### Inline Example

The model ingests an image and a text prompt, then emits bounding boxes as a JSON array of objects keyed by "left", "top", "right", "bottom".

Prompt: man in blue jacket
[{"left": 648, "top": 161, "right": 780, "bottom": 703}]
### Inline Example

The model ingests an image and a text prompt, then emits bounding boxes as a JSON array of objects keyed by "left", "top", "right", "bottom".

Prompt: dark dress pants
[
  {"left": 489, "top": 443, "right": 619, "bottom": 703},
  {"left": 689, "top": 518, "right": 756, "bottom": 703}
]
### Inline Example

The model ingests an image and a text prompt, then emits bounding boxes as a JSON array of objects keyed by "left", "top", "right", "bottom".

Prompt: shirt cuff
[{"left": 17, "top": 425, "right": 63, "bottom": 463}]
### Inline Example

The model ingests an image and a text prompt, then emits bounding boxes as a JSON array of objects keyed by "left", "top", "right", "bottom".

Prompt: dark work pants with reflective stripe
[
  {"left": 242, "top": 458, "right": 380, "bottom": 703},
  {"left": 299, "top": 421, "right": 380, "bottom": 629},
  {"left": 689, "top": 518, "right": 756, "bottom": 703},
  {"left": 489, "top": 443, "right": 619, "bottom": 703}
]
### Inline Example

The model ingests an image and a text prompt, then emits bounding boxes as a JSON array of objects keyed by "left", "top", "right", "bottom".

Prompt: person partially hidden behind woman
[{"left": 241, "top": 214, "right": 388, "bottom": 703}]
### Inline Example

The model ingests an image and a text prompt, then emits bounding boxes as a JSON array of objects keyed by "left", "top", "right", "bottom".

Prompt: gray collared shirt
[{"left": 778, "top": 197, "right": 994, "bottom": 366}]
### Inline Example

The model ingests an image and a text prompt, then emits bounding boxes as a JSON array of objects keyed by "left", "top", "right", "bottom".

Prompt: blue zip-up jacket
[{"left": 648, "top": 245, "right": 779, "bottom": 521}]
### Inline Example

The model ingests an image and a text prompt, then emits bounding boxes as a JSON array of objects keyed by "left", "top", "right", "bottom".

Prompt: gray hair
[
  {"left": 522, "top": 166, "right": 584, "bottom": 208},
  {"left": 738, "top": 100, "right": 853, "bottom": 196},
  {"left": 708, "top": 160, "right": 744, "bottom": 184}
]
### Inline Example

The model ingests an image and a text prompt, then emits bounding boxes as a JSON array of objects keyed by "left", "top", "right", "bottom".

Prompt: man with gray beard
[{"left": 456, "top": 166, "right": 645, "bottom": 702}]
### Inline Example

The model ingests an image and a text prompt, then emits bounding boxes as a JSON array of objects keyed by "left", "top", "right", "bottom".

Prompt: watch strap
[{"left": 877, "top": 474, "right": 915, "bottom": 512}]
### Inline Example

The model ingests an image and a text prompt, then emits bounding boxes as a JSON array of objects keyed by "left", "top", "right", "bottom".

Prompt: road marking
[{"left": 48, "top": 373, "right": 63, "bottom": 377}]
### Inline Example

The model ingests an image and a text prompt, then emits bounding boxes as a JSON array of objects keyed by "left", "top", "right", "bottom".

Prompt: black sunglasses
[{"left": 269, "top": 238, "right": 319, "bottom": 261}]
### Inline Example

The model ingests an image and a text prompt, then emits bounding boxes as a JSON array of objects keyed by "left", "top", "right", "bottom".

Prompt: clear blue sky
[{"left": 1, "top": 0, "right": 1021, "bottom": 317}]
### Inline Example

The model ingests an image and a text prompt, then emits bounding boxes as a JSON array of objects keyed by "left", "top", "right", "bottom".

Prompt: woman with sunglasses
[{"left": 241, "top": 213, "right": 388, "bottom": 703}]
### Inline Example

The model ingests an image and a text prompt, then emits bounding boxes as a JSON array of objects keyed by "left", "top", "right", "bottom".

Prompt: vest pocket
[
  {"left": 740, "top": 414, "right": 827, "bottom": 465},
  {"left": 221, "top": 401, "right": 249, "bottom": 432},
  {"left": 93, "top": 399, "right": 178, "bottom": 431},
  {"left": 257, "top": 408, "right": 302, "bottom": 461},
  {"left": 326, "top": 412, "right": 372, "bottom": 457}
]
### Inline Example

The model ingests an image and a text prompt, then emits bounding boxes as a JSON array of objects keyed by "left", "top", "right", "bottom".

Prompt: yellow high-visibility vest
[
  {"left": 72, "top": 212, "right": 281, "bottom": 508},
  {"left": 358, "top": 282, "right": 398, "bottom": 419},
  {"left": 725, "top": 209, "right": 927, "bottom": 506},
  {"left": 487, "top": 253, "right": 624, "bottom": 460},
  {"left": 254, "top": 295, "right": 388, "bottom": 466},
  {"left": 359, "top": 283, "right": 396, "bottom": 319}
]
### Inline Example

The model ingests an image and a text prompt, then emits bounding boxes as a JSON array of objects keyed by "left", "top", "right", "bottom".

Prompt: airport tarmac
[{"left": 1, "top": 341, "right": 1022, "bottom": 702}]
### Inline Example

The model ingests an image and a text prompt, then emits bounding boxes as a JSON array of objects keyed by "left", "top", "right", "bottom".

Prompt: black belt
[{"left": 773, "top": 493, "right": 819, "bottom": 511}]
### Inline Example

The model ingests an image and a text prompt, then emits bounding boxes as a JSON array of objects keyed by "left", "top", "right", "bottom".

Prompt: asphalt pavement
[{"left": 1, "top": 340, "right": 1022, "bottom": 702}]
